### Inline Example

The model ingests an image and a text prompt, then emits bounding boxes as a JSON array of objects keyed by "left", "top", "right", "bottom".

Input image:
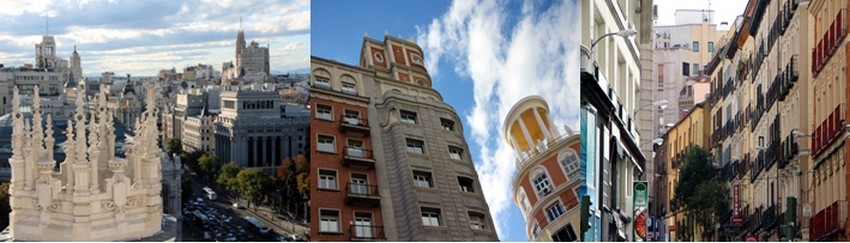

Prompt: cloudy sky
[
  {"left": 0, "top": 0, "right": 310, "bottom": 77},
  {"left": 655, "top": 0, "right": 747, "bottom": 26},
  {"left": 314, "top": 0, "right": 579, "bottom": 241}
]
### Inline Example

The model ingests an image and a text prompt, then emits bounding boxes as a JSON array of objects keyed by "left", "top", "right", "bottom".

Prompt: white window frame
[
  {"left": 406, "top": 139, "right": 425, "bottom": 154},
  {"left": 342, "top": 82, "right": 357, "bottom": 95},
  {"left": 531, "top": 168, "right": 554, "bottom": 197},
  {"left": 458, "top": 177, "right": 474, "bottom": 193},
  {"left": 559, "top": 149, "right": 580, "bottom": 181},
  {"left": 468, "top": 212, "right": 485, "bottom": 230},
  {"left": 533, "top": 223, "right": 542, "bottom": 238},
  {"left": 318, "top": 169, "right": 338, "bottom": 190},
  {"left": 316, "top": 104, "right": 333, "bottom": 121},
  {"left": 545, "top": 200, "right": 566, "bottom": 222},
  {"left": 317, "top": 134, "right": 335, "bottom": 153},
  {"left": 449, "top": 146, "right": 463, "bottom": 160},
  {"left": 519, "top": 190, "right": 531, "bottom": 214},
  {"left": 440, "top": 118, "right": 455, "bottom": 131},
  {"left": 346, "top": 139, "right": 365, "bottom": 158},
  {"left": 315, "top": 76, "right": 331, "bottom": 89},
  {"left": 421, "top": 208, "right": 441, "bottom": 227},
  {"left": 343, "top": 109, "right": 361, "bottom": 125},
  {"left": 413, "top": 171, "right": 433, "bottom": 188},
  {"left": 400, "top": 110, "right": 417, "bottom": 124},
  {"left": 319, "top": 209, "right": 341, "bottom": 232},
  {"left": 412, "top": 55, "right": 423, "bottom": 65}
]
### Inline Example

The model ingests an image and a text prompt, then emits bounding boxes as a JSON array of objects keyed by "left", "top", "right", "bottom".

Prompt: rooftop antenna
[
  {"left": 45, "top": 14, "right": 48, "bottom": 36},
  {"left": 240, "top": 17, "right": 243, "bottom": 31}
]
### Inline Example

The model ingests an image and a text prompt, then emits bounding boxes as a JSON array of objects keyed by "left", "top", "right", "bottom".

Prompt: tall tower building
[
  {"left": 236, "top": 25, "right": 246, "bottom": 69},
  {"left": 222, "top": 20, "right": 270, "bottom": 83},
  {"left": 35, "top": 36, "right": 57, "bottom": 70},
  {"left": 309, "top": 35, "right": 498, "bottom": 241},
  {"left": 70, "top": 45, "right": 82, "bottom": 81},
  {"left": 502, "top": 96, "right": 581, "bottom": 241}
]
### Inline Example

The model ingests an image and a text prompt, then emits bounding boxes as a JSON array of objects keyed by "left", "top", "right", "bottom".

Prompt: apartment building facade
[
  {"left": 655, "top": 102, "right": 710, "bottom": 241},
  {"left": 580, "top": 0, "right": 653, "bottom": 241},
  {"left": 669, "top": 0, "right": 815, "bottom": 240},
  {"left": 809, "top": 0, "right": 850, "bottom": 241},
  {"left": 309, "top": 35, "right": 498, "bottom": 241}
]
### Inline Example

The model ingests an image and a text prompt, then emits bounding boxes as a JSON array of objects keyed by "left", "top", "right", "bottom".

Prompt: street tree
[
  {"left": 673, "top": 145, "right": 729, "bottom": 240},
  {"left": 217, "top": 161, "right": 241, "bottom": 191},
  {"left": 166, "top": 138, "right": 182, "bottom": 155},
  {"left": 198, "top": 153, "right": 220, "bottom": 181},
  {"left": 234, "top": 168, "right": 274, "bottom": 209}
]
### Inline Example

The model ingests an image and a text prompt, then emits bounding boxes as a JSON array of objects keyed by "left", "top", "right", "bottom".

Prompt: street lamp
[
  {"left": 591, "top": 29, "right": 638, "bottom": 50},
  {"left": 641, "top": 137, "right": 664, "bottom": 152},
  {"left": 633, "top": 100, "right": 669, "bottom": 118},
  {"left": 791, "top": 129, "right": 811, "bottom": 138},
  {"left": 588, "top": 29, "right": 637, "bottom": 73}
]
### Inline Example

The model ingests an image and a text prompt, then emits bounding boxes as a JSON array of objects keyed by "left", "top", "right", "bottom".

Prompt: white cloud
[
  {"left": 417, "top": 0, "right": 579, "bottom": 240},
  {"left": 0, "top": 0, "right": 309, "bottom": 76}
]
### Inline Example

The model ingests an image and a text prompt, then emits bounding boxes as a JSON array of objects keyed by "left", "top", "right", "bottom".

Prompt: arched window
[
  {"left": 517, "top": 189, "right": 531, "bottom": 215},
  {"left": 558, "top": 149, "right": 580, "bottom": 182},
  {"left": 530, "top": 167, "right": 553, "bottom": 197}
]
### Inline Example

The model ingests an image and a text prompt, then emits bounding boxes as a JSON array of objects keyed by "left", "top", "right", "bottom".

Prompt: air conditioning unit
[{"left": 541, "top": 188, "right": 552, "bottom": 196}]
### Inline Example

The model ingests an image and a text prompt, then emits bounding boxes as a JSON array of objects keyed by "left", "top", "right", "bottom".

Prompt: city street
[{"left": 182, "top": 168, "right": 309, "bottom": 241}]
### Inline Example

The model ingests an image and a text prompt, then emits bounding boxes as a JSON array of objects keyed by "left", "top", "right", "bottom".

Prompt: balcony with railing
[
  {"left": 810, "top": 200, "right": 848, "bottom": 240},
  {"left": 813, "top": 8, "right": 848, "bottom": 76},
  {"left": 751, "top": 150, "right": 765, "bottom": 182},
  {"left": 339, "top": 115, "right": 370, "bottom": 135},
  {"left": 349, "top": 225, "right": 386, "bottom": 241},
  {"left": 345, "top": 183, "right": 381, "bottom": 207},
  {"left": 513, "top": 132, "right": 573, "bottom": 179},
  {"left": 778, "top": 133, "right": 800, "bottom": 169},
  {"left": 812, "top": 103, "right": 846, "bottom": 158},
  {"left": 774, "top": 54, "right": 799, "bottom": 103},
  {"left": 761, "top": 204, "right": 779, "bottom": 230},
  {"left": 748, "top": 207, "right": 762, "bottom": 234},
  {"left": 343, "top": 147, "right": 375, "bottom": 168}
]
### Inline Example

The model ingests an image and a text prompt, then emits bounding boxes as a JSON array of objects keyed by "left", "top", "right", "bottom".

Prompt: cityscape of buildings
[{"left": 17, "top": 0, "right": 850, "bottom": 242}]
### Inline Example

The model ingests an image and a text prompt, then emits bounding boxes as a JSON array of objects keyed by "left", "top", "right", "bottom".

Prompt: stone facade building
[{"left": 214, "top": 88, "right": 307, "bottom": 171}]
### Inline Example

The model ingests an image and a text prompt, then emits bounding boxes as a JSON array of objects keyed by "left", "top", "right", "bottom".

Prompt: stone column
[
  {"left": 517, "top": 119, "right": 535, "bottom": 151},
  {"left": 531, "top": 107, "right": 552, "bottom": 141}
]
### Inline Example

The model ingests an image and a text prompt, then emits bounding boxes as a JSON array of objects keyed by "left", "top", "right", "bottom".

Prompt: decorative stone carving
[
  {"left": 10, "top": 84, "right": 167, "bottom": 241},
  {"left": 101, "top": 200, "right": 116, "bottom": 211},
  {"left": 47, "top": 201, "right": 61, "bottom": 212}
]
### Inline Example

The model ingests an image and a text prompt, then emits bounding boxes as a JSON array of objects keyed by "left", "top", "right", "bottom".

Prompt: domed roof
[
  {"left": 65, "top": 72, "right": 78, "bottom": 88},
  {"left": 123, "top": 80, "right": 136, "bottom": 95}
]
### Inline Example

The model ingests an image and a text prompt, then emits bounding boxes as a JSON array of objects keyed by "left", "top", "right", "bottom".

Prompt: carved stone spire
[
  {"left": 32, "top": 86, "right": 44, "bottom": 162},
  {"left": 11, "top": 86, "right": 23, "bottom": 159},
  {"left": 62, "top": 119, "right": 76, "bottom": 191},
  {"left": 23, "top": 117, "right": 34, "bottom": 190},
  {"left": 45, "top": 114, "right": 54, "bottom": 161},
  {"left": 73, "top": 92, "right": 89, "bottom": 194},
  {"left": 88, "top": 92, "right": 103, "bottom": 193}
]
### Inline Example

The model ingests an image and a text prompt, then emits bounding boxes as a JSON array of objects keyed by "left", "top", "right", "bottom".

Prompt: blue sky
[
  {"left": 313, "top": 0, "right": 580, "bottom": 241},
  {"left": 0, "top": 0, "right": 310, "bottom": 76}
]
